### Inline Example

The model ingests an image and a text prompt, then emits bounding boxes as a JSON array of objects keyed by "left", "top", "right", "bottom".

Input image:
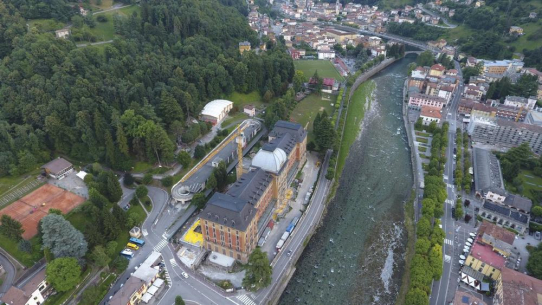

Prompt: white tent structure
[{"left": 200, "top": 100, "right": 233, "bottom": 125}]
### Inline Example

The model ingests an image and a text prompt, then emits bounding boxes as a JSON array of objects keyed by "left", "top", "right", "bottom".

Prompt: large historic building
[{"left": 200, "top": 121, "right": 307, "bottom": 262}]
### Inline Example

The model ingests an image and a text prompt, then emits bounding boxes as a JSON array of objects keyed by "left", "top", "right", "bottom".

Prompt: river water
[{"left": 279, "top": 56, "right": 416, "bottom": 305}]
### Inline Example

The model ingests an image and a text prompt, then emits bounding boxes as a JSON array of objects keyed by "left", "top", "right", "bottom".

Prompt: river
[{"left": 279, "top": 56, "right": 416, "bottom": 305}]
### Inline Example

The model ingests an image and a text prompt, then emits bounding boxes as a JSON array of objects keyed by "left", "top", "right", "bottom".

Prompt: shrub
[{"left": 161, "top": 176, "right": 174, "bottom": 187}]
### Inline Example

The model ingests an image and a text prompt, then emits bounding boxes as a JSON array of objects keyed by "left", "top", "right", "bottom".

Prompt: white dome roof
[{"left": 251, "top": 148, "right": 287, "bottom": 173}]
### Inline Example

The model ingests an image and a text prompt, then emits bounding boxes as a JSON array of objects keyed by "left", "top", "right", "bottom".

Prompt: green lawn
[
  {"left": 439, "top": 25, "right": 473, "bottom": 43},
  {"left": 290, "top": 93, "right": 337, "bottom": 140},
  {"left": 27, "top": 19, "right": 66, "bottom": 33},
  {"left": 0, "top": 235, "right": 42, "bottom": 267},
  {"left": 336, "top": 81, "right": 375, "bottom": 175},
  {"left": 90, "top": 0, "right": 114, "bottom": 10},
  {"left": 227, "top": 91, "right": 264, "bottom": 108},
  {"left": 294, "top": 60, "right": 344, "bottom": 82},
  {"left": 415, "top": 131, "right": 431, "bottom": 137},
  {"left": 509, "top": 22, "right": 542, "bottom": 51},
  {"left": 507, "top": 170, "right": 542, "bottom": 202},
  {"left": 418, "top": 146, "right": 427, "bottom": 152},
  {"left": 76, "top": 5, "right": 141, "bottom": 43},
  {"left": 416, "top": 137, "right": 429, "bottom": 144},
  {"left": 221, "top": 112, "right": 249, "bottom": 128},
  {"left": 133, "top": 162, "right": 153, "bottom": 173}
]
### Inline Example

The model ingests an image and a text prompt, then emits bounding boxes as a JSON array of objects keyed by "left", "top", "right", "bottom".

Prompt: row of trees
[
  {"left": 313, "top": 110, "right": 336, "bottom": 152},
  {"left": 453, "top": 130, "right": 472, "bottom": 193},
  {"left": 406, "top": 123, "right": 449, "bottom": 305}
]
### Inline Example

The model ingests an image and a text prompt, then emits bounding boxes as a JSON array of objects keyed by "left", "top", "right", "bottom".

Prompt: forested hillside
[{"left": 0, "top": 0, "right": 294, "bottom": 176}]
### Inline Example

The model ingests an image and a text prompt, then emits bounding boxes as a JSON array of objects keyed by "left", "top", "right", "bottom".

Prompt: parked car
[{"left": 181, "top": 272, "right": 189, "bottom": 279}]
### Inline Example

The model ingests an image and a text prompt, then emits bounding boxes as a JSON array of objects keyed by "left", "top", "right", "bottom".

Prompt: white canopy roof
[
  {"left": 152, "top": 278, "right": 164, "bottom": 288},
  {"left": 147, "top": 285, "right": 159, "bottom": 295},
  {"left": 201, "top": 99, "right": 233, "bottom": 118},
  {"left": 76, "top": 171, "right": 87, "bottom": 180}
]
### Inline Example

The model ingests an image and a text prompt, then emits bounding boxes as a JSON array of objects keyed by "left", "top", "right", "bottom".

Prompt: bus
[
  {"left": 127, "top": 243, "right": 139, "bottom": 250},
  {"left": 129, "top": 237, "right": 145, "bottom": 246}
]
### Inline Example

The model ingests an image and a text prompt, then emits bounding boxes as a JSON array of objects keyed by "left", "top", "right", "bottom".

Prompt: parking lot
[{"left": 48, "top": 171, "right": 89, "bottom": 198}]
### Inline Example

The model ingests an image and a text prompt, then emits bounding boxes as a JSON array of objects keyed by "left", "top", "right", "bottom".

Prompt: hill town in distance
[{"left": 1, "top": 0, "right": 542, "bottom": 304}]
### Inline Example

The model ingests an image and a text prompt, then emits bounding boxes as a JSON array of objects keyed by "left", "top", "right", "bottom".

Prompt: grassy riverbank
[
  {"left": 395, "top": 191, "right": 416, "bottom": 305},
  {"left": 336, "top": 81, "right": 375, "bottom": 175}
]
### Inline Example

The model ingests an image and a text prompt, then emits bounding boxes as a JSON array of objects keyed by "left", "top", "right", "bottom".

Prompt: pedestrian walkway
[
  {"left": 236, "top": 294, "right": 257, "bottom": 305},
  {"left": 164, "top": 268, "right": 172, "bottom": 287},
  {"left": 153, "top": 239, "right": 168, "bottom": 252},
  {"left": 444, "top": 239, "right": 453, "bottom": 245}
]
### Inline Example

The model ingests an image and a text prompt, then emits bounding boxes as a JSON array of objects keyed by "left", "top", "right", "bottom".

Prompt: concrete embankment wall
[{"left": 348, "top": 58, "right": 397, "bottom": 101}]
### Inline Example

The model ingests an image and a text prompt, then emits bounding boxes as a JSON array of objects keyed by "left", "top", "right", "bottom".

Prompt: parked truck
[{"left": 276, "top": 239, "right": 285, "bottom": 252}]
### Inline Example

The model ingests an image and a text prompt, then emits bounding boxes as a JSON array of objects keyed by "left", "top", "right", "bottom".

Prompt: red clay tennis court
[{"left": 0, "top": 184, "right": 85, "bottom": 239}]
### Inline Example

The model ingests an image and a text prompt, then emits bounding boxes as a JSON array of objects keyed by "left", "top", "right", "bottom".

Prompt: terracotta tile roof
[
  {"left": 431, "top": 64, "right": 446, "bottom": 71},
  {"left": 420, "top": 106, "right": 442, "bottom": 119},
  {"left": 478, "top": 221, "right": 515, "bottom": 245},
  {"left": 500, "top": 267, "right": 542, "bottom": 305}
]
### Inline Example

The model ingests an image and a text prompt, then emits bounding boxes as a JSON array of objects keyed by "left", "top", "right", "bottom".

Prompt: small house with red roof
[{"left": 429, "top": 64, "right": 446, "bottom": 77}]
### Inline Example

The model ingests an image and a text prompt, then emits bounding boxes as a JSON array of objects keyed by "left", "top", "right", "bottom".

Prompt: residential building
[
  {"left": 201, "top": 121, "right": 307, "bottom": 262},
  {"left": 509, "top": 26, "right": 523, "bottom": 35},
  {"left": 495, "top": 104, "right": 528, "bottom": 122},
  {"left": 420, "top": 106, "right": 442, "bottom": 125},
  {"left": 55, "top": 28, "right": 70, "bottom": 39},
  {"left": 110, "top": 251, "right": 162, "bottom": 305},
  {"left": 321, "top": 78, "right": 339, "bottom": 93},
  {"left": 479, "top": 201, "right": 529, "bottom": 234},
  {"left": 468, "top": 116, "right": 542, "bottom": 155},
  {"left": 477, "top": 221, "right": 515, "bottom": 257},
  {"left": 317, "top": 50, "right": 335, "bottom": 59},
  {"left": 200, "top": 99, "right": 233, "bottom": 125},
  {"left": 325, "top": 29, "right": 357, "bottom": 43},
  {"left": 465, "top": 241, "right": 505, "bottom": 280},
  {"left": 408, "top": 93, "right": 447, "bottom": 110},
  {"left": 244, "top": 105, "right": 256, "bottom": 117},
  {"left": 1, "top": 269, "right": 51, "bottom": 305},
  {"left": 477, "top": 59, "right": 524, "bottom": 77},
  {"left": 493, "top": 267, "right": 542, "bottom": 305},
  {"left": 504, "top": 96, "right": 537, "bottom": 110},
  {"left": 530, "top": 12, "right": 537, "bottom": 19},
  {"left": 458, "top": 99, "right": 496, "bottom": 118},
  {"left": 239, "top": 41, "right": 251, "bottom": 54},
  {"left": 289, "top": 48, "right": 301, "bottom": 60},
  {"left": 429, "top": 64, "right": 446, "bottom": 77},
  {"left": 41, "top": 157, "right": 74, "bottom": 179}
]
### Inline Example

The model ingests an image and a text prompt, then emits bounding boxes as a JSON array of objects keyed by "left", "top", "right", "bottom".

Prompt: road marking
[
  {"left": 236, "top": 294, "right": 256, "bottom": 305},
  {"left": 170, "top": 258, "right": 177, "bottom": 268},
  {"left": 153, "top": 239, "right": 168, "bottom": 252},
  {"left": 162, "top": 232, "right": 169, "bottom": 239},
  {"left": 444, "top": 255, "right": 451, "bottom": 263},
  {"left": 142, "top": 229, "right": 148, "bottom": 236},
  {"left": 444, "top": 239, "right": 453, "bottom": 245}
]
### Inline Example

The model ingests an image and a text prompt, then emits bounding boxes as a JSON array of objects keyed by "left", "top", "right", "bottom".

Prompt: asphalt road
[
  {"left": 0, "top": 253, "right": 16, "bottom": 296},
  {"left": 430, "top": 61, "right": 463, "bottom": 305},
  {"left": 254, "top": 150, "right": 332, "bottom": 304}
]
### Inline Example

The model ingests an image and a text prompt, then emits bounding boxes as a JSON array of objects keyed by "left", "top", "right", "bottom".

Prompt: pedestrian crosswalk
[
  {"left": 164, "top": 268, "right": 172, "bottom": 287},
  {"left": 170, "top": 258, "right": 177, "bottom": 268},
  {"left": 445, "top": 199, "right": 454, "bottom": 205},
  {"left": 153, "top": 239, "right": 168, "bottom": 252},
  {"left": 162, "top": 232, "right": 169, "bottom": 239},
  {"left": 236, "top": 294, "right": 257, "bottom": 305},
  {"left": 444, "top": 239, "right": 453, "bottom": 245}
]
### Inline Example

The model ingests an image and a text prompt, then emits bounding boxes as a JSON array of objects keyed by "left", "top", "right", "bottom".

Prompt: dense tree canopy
[
  {"left": 46, "top": 257, "right": 81, "bottom": 292},
  {"left": 0, "top": 0, "right": 294, "bottom": 176},
  {"left": 41, "top": 214, "right": 88, "bottom": 259}
]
